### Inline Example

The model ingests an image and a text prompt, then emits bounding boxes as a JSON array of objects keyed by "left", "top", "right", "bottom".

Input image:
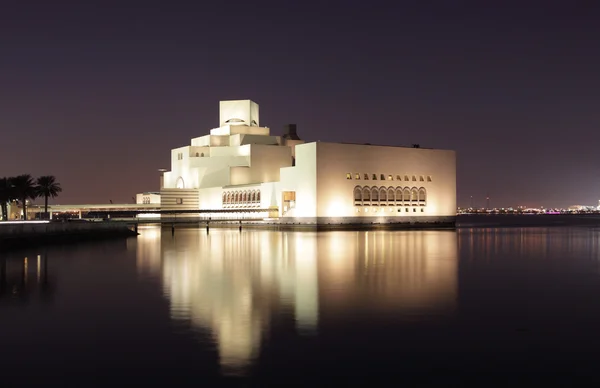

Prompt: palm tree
[
  {"left": 0, "top": 177, "right": 13, "bottom": 221},
  {"left": 10, "top": 175, "right": 37, "bottom": 221},
  {"left": 36, "top": 176, "right": 62, "bottom": 219}
]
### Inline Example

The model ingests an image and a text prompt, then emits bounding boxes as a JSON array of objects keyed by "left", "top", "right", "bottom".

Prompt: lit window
[
  {"left": 427, "top": 176, "right": 432, "bottom": 182},
  {"left": 388, "top": 175, "right": 393, "bottom": 181},
  {"left": 412, "top": 176, "right": 417, "bottom": 181},
  {"left": 364, "top": 174, "right": 369, "bottom": 180},
  {"left": 380, "top": 174, "right": 385, "bottom": 180},
  {"left": 372, "top": 174, "right": 377, "bottom": 180},
  {"left": 355, "top": 173, "right": 360, "bottom": 180},
  {"left": 420, "top": 176, "right": 424, "bottom": 181},
  {"left": 346, "top": 173, "right": 352, "bottom": 180},
  {"left": 176, "top": 198, "right": 183, "bottom": 204}
]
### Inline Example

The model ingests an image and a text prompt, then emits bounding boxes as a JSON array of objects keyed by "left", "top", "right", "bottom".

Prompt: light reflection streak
[{"left": 132, "top": 227, "right": 458, "bottom": 376}]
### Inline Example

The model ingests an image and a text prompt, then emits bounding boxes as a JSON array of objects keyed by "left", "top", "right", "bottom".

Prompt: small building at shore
[{"left": 159, "top": 99, "right": 456, "bottom": 227}]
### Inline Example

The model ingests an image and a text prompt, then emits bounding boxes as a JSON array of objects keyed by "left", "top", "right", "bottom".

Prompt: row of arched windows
[
  {"left": 354, "top": 186, "right": 427, "bottom": 206},
  {"left": 222, "top": 190, "right": 261, "bottom": 207},
  {"left": 346, "top": 173, "right": 432, "bottom": 182}
]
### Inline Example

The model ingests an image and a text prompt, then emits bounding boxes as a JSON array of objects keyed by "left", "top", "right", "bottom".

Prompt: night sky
[{"left": 2, "top": 0, "right": 599, "bottom": 208}]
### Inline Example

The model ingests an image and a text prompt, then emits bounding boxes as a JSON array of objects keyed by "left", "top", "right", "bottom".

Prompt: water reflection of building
[
  {"left": 0, "top": 255, "right": 53, "bottom": 303},
  {"left": 134, "top": 226, "right": 319, "bottom": 375},
  {"left": 133, "top": 227, "right": 457, "bottom": 375},
  {"left": 317, "top": 231, "right": 458, "bottom": 319}
]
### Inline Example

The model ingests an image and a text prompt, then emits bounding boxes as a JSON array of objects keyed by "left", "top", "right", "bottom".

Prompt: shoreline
[
  {"left": 4, "top": 213, "right": 600, "bottom": 252},
  {"left": 0, "top": 221, "right": 137, "bottom": 251}
]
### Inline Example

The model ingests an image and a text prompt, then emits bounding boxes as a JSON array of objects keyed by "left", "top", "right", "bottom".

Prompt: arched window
[
  {"left": 234, "top": 192, "right": 239, "bottom": 204},
  {"left": 196, "top": 152, "right": 200, "bottom": 157},
  {"left": 354, "top": 186, "right": 362, "bottom": 205},
  {"left": 222, "top": 192, "right": 226, "bottom": 204},
  {"left": 380, "top": 174, "right": 385, "bottom": 181},
  {"left": 176, "top": 177, "right": 185, "bottom": 189},
  {"left": 418, "top": 187, "right": 427, "bottom": 205},
  {"left": 363, "top": 186, "right": 371, "bottom": 201},
  {"left": 252, "top": 191, "right": 257, "bottom": 203},
  {"left": 256, "top": 191, "right": 261, "bottom": 202},
  {"left": 403, "top": 188, "right": 411, "bottom": 203},
  {"left": 201, "top": 152, "right": 205, "bottom": 157},
  {"left": 388, "top": 187, "right": 395, "bottom": 202},
  {"left": 379, "top": 187, "right": 387, "bottom": 204},
  {"left": 226, "top": 192, "right": 231, "bottom": 205},
  {"left": 242, "top": 192, "right": 247, "bottom": 203},
  {"left": 395, "top": 187, "right": 402, "bottom": 203},
  {"left": 371, "top": 187, "right": 379, "bottom": 202},
  {"left": 411, "top": 187, "right": 419, "bottom": 202}
]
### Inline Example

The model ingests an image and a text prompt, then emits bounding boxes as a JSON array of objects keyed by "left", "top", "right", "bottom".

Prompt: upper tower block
[{"left": 219, "top": 100, "right": 259, "bottom": 127}]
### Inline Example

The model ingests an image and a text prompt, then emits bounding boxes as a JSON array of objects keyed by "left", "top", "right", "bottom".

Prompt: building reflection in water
[
  {"left": 134, "top": 226, "right": 458, "bottom": 375},
  {"left": 0, "top": 254, "right": 53, "bottom": 303}
]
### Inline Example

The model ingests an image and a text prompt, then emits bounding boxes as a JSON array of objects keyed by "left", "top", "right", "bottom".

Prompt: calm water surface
[{"left": 2, "top": 226, "right": 600, "bottom": 385}]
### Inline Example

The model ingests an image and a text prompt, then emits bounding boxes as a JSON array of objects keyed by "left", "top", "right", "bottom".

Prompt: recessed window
[
  {"left": 420, "top": 176, "right": 424, "bottom": 181},
  {"left": 404, "top": 175, "right": 409, "bottom": 181},
  {"left": 405, "top": 208, "right": 409, "bottom": 212},
  {"left": 396, "top": 175, "right": 401, "bottom": 181},
  {"left": 421, "top": 208, "right": 424, "bottom": 212},
  {"left": 397, "top": 209, "right": 401, "bottom": 212},
  {"left": 364, "top": 174, "right": 369, "bottom": 180},
  {"left": 176, "top": 198, "right": 183, "bottom": 204},
  {"left": 195, "top": 152, "right": 199, "bottom": 157},
  {"left": 346, "top": 173, "right": 352, "bottom": 180},
  {"left": 427, "top": 176, "right": 432, "bottom": 182},
  {"left": 372, "top": 174, "right": 377, "bottom": 180},
  {"left": 413, "top": 208, "right": 416, "bottom": 212},
  {"left": 412, "top": 176, "right": 417, "bottom": 181},
  {"left": 355, "top": 173, "right": 360, "bottom": 180},
  {"left": 365, "top": 208, "right": 369, "bottom": 212},
  {"left": 356, "top": 208, "right": 360, "bottom": 213},
  {"left": 380, "top": 174, "right": 385, "bottom": 180},
  {"left": 388, "top": 175, "right": 393, "bottom": 181}
]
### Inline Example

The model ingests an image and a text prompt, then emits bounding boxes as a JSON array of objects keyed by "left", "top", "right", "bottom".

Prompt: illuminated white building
[
  {"left": 135, "top": 192, "right": 161, "bottom": 205},
  {"left": 160, "top": 99, "right": 456, "bottom": 227}
]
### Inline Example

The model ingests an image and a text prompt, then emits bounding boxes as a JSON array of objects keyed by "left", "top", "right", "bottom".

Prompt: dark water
[{"left": 2, "top": 226, "right": 600, "bottom": 386}]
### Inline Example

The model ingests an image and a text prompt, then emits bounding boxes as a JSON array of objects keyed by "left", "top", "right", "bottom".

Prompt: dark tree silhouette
[
  {"left": 36, "top": 176, "right": 62, "bottom": 219},
  {"left": 10, "top": 175, "right": 37, "bottom": 220},
  {"left": 0, "top": 177, "right": 13, "bottom": 220}
]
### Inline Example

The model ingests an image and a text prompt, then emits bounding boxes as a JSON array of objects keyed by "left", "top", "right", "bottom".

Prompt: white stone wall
[
  {"left": 230, "top": 144, "right": 292, "bottom": 186},
  {"left": 314, "top": 142, "right": 456, "bottom": 219},
  {"left": 279, "top": 143, "right": 318, "bottom": 218},
  {"left": 136, "top": 193, "right": 161, "bottom": 204}
]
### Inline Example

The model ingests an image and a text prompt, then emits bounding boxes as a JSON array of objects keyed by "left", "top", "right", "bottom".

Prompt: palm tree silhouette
[
  {"left": 36, "top": 176, "right": 62, "bottom": 220},
  {"left": 10, "top": 175, "right": 37, "bottom": 220},
  {"left": 0, "top": 177, "right": 14, "bottom": 221}
]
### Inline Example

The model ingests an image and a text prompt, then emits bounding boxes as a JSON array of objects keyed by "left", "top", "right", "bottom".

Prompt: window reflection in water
[{"left": 134, "top": 226, "right": 458, "bottom": 376}]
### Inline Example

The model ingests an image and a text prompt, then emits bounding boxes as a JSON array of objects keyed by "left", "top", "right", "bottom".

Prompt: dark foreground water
[{"left": 2, "top": 226, "right": 600, "bottom": 386}]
